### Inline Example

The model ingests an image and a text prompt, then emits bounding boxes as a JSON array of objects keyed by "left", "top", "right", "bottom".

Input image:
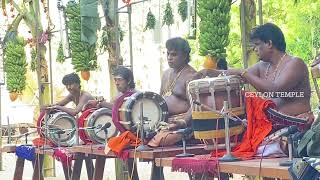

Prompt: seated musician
[
  {"left": 44, "top": 73, "right": 95, "bottom": 116},
  {"left": 148, "top": 37, "right": 197, "bottom": 147},
  {"left": 196, "top": 23, "right": 313, "bottom": 126},
  {"left": 83, "top": 66, "right": 136, "bottom": 111}
]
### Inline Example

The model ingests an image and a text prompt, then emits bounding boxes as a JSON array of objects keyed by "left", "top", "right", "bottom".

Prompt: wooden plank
[
  {"left": 155, "top": 157, "right": 291, "bottom": 179},
  {"left": 93, "top": 155, "right": 106, "bottom": 180},
  {"left": 13, "top": 157, "right": 25, "bottom": 180},
  {"left": 32, "top": 154, "right": 44, "bottom": 180},
  {"left": 70, "top": 145, "right": 208, "bottom": 160},
  {"left": 62, "top": 164, "right": 72, "bottom": 180},
  {"left": 84, "top": 155, "right": 94, "bottom": 180},
  {"left": 71, "top": 153, "right": 84, "bottom": 180},
  {"left": 150, "top": 160, "right": 164, "bottom": 180},
  {"left": 0, "top": 144, "right": 16, "bottom": 153}
]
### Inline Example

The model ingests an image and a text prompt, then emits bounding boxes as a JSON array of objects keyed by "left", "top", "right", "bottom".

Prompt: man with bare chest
[
  {"left": 148, "top": 37, "right": 197, "bottom": 147},
  {"left": 197, "top": 23, "right": 313, "bottom": 124},
  {"left": 44, "top": 73, "right": 95, "bottom": 116}
]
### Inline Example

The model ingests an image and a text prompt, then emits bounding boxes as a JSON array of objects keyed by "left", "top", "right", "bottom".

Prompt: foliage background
[{"left": 1, "top": 0, "right": 320, "bottom": 124}]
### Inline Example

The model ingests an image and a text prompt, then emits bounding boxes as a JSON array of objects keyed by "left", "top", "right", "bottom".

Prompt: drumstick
[{"left": 192, "top": 100, "right": 247, "bottom": 126}]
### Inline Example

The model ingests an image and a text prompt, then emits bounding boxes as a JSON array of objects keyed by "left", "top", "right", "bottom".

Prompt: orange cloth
[
  {"left": 107, "top": 131, "right": 141, "bottom": 154},
  {"left": 32, "top": 137, "right": 54, "bottom": 147},
  {"left": 211, "top": 95, "right": 275, "bottom": 159}
]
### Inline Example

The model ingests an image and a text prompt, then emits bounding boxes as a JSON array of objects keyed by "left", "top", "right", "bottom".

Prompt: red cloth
[
  {"left": 78, "top": 108, "right": 96, "bottom": 144},
  {"left": 211, "top": 95, "right": 275, "bottom": 159},
  {"left": 112, "top": 91, "right": 135, "bottom": 133},
  {"left": 172, "top": 155, "right": 218, "bottom": 176},
  {"left": 107, "top": 131, "right": 141, "bottom": 160},
  {"left": 53, "top": 148, "right": 73, "bottom": 166}
]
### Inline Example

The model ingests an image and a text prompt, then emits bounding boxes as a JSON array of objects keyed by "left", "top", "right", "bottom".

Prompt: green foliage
[
  {"left": 66, "top": 1, "right": 97, "bottom": 72},
  {"left": 56, "top": 42, "right": 65, "bottom": 63},
  {"left": 197, "top": 0, "right": 231, "bottom": 59},
  {"left": 4, "top": 37, "right": 27, "bottom": 93},
  {"left": 99, "top": 27, "right": 124, "bottom": 53},
  {"left": 178, "top": 0, "right": 188, "bottom": 22},
  {"left": 261, "top": 0, "right": 320, "bottom": 64},
  {"left": 163, "top": 2, "right": 174, "bottom": 26},
  {"left": 144, "top": 9, "right": 156, "bottom": 31}
]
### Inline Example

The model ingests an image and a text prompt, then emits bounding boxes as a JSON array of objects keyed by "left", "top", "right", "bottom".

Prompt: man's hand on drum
[
  {"left": 192, "top": 69, "right": 221, "bottom": 80},
  {"left": 41, "top": 104, "right": 57, "bottom": 112},
  {"left": 157, "top": 121, "right": 170, "bottom": 131},
  {"left": 82, "top": 100, "right": 99, "bottom": 111}
]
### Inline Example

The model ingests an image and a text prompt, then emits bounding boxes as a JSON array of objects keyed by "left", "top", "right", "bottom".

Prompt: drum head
[
  {"left": 87, "top": 108, "right": 118, "bottom": 144},
  {"left": 188, "top": 75, "right": 242, "bottom": 93},
  {"left": 45, "top": 112, "right": 76, "bottom": 147},
  {"left": 123, "top": 91, "right": 169, "bottom": 132}
]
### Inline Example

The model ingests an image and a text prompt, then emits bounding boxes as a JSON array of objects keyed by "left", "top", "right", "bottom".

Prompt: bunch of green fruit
[
  {"left": 144, "top": 9, "right": 156, "bottom": 31},
  {"left": 4, "top": 36, "right": 27, "bottom": 93},
  {"left": 198, "top": 0, "right": 231, "bottom": 59},
  {"left": 56, "top": 41, "right": 65, "bottom": 63},
  {"left": 163, "top": 2, "right": 174, "bottom": 26},
  {"left": 66, "top": 1, "right": 97, "bottom": 72},
  {"left": 178, "top": 0, "right": 188, "bottom": 22}
]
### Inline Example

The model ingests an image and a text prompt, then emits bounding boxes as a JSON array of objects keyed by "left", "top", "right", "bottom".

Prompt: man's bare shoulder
[
  {"left": 81, "top": 91, "right": 94, "bottom": 99},
  {"left": 163, "top": 68, "right": 172, "bottom": 74},
  {"left": 286, "top": 56, "right": 308, "bottom": 71}
]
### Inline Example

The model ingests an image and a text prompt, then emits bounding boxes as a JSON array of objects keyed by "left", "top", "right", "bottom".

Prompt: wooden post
[
  {"left": 240, "top": 0, "right": 258, "bottom": 69},
  {"left": 13, "top": 157, "right": 25, "bottom": 180}
]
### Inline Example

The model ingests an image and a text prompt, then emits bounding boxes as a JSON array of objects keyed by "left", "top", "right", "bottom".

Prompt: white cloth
[{"left": 255, "top": 141, "right": 286, "bottom": 157}]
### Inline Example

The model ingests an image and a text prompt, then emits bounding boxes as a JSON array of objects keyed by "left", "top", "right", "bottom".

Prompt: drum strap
[
  {"left": 192, "top": 107, "right": 245, "bottom": 119},
  {"left": 209, "top": 81, "right": 216, "bottom": 110},
  {"left": 195, "top": 82, "right": 201, "bottom": 111},
  {"left": 112, "top": 91, "right": 135, "bottom": 133}
]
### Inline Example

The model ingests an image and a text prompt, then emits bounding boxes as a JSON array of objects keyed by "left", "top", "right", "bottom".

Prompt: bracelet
[{"left": 241, "top": 69, "right": 248, "bottom": 77}]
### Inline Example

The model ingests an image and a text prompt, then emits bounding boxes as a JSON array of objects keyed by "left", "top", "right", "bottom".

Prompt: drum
[
  {"left": 118, "top": 91, "right": 169, "bottom": 134},
  {"left": 78, "top": 108, "right": 118, "bottom": 144},
  {"left": 188, "top": 75, "right": 245, "bottom": 140},
  {"left": 37, "top": 110, "right": 76, "bottom": 147},
  {"left": 265, "top": 108, "right": 309, "bottom": 130}
]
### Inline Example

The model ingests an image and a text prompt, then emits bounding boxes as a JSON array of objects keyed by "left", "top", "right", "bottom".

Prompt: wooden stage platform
[
  {"left": 155, "top": 156, "right": 292, "bottom": 179},
  {"left": 1, "top": 144, "right": 209, "bottom": 180}
]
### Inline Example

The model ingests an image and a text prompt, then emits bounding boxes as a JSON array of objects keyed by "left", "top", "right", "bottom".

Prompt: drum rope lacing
[{"left": 161, "top": 65, "right": 187, "bottom": 97}]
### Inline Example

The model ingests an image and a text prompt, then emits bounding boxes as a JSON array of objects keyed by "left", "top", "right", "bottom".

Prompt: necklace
[
  {"left": 162, "top": 65, "right": 187, "bottom": 97},
  {"left": 74, "top": 91, "right": 82, "bottom": 105},
  {"left": 265, "top": 53, "right": 287, "bottom": 81}
]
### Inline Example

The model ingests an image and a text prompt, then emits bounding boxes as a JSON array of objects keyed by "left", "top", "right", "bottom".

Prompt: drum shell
[
  {"left": 37, "top": 111, "right": 76, "bottom": 147},
  {"left": 188, "top": 75, "right": 243, "bottom": 111},
  {"left": 188, "top": 76, "right": 245, "bottom": 140},
  {"left": 192, "top": 113, "right": 245, "bottom": 139},
  {"left": 78, "top": 108, "right": 118, "bottom": 144},
  {"left": 118, "top": 91, "right": 169, "bottom": 133}
]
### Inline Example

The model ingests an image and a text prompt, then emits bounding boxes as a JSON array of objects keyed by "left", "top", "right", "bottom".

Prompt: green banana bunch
[
  {"left": 178, "top": 0, "right": 188, "bottom": 22},
  {"left": 4, "top": 36, "right": 27, "bottom": 93},
  {"left": 99, "top": 27, "right": 124, "bottom": 53},
  {"left": 144, "top": 9, "right": 156, "bottom": 31},
  {"left": 163, "top": 2, "right": 174, "bottom": 26},
  {"left": 66, "top": 1, "right": 97, "bottom": 72},
  {"left": 198, "top": 0, "right": 231, "bottom": 59},
  {"left": 56, "top": 41, "right": 65, "bottom": 63}
]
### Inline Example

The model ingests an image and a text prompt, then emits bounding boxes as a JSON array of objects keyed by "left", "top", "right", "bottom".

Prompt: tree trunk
[
  {"left": 101, "top": 0, "right": 128, "bottom": 179},
  {"left": 24, "top": 2, "right": 54, "bottom": 176},
  {"left": 240, "top": 0, "right": 258, "bottom": 68},
  {"left": 240, "top": 0, "right": 258, "bottom": 91}
]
